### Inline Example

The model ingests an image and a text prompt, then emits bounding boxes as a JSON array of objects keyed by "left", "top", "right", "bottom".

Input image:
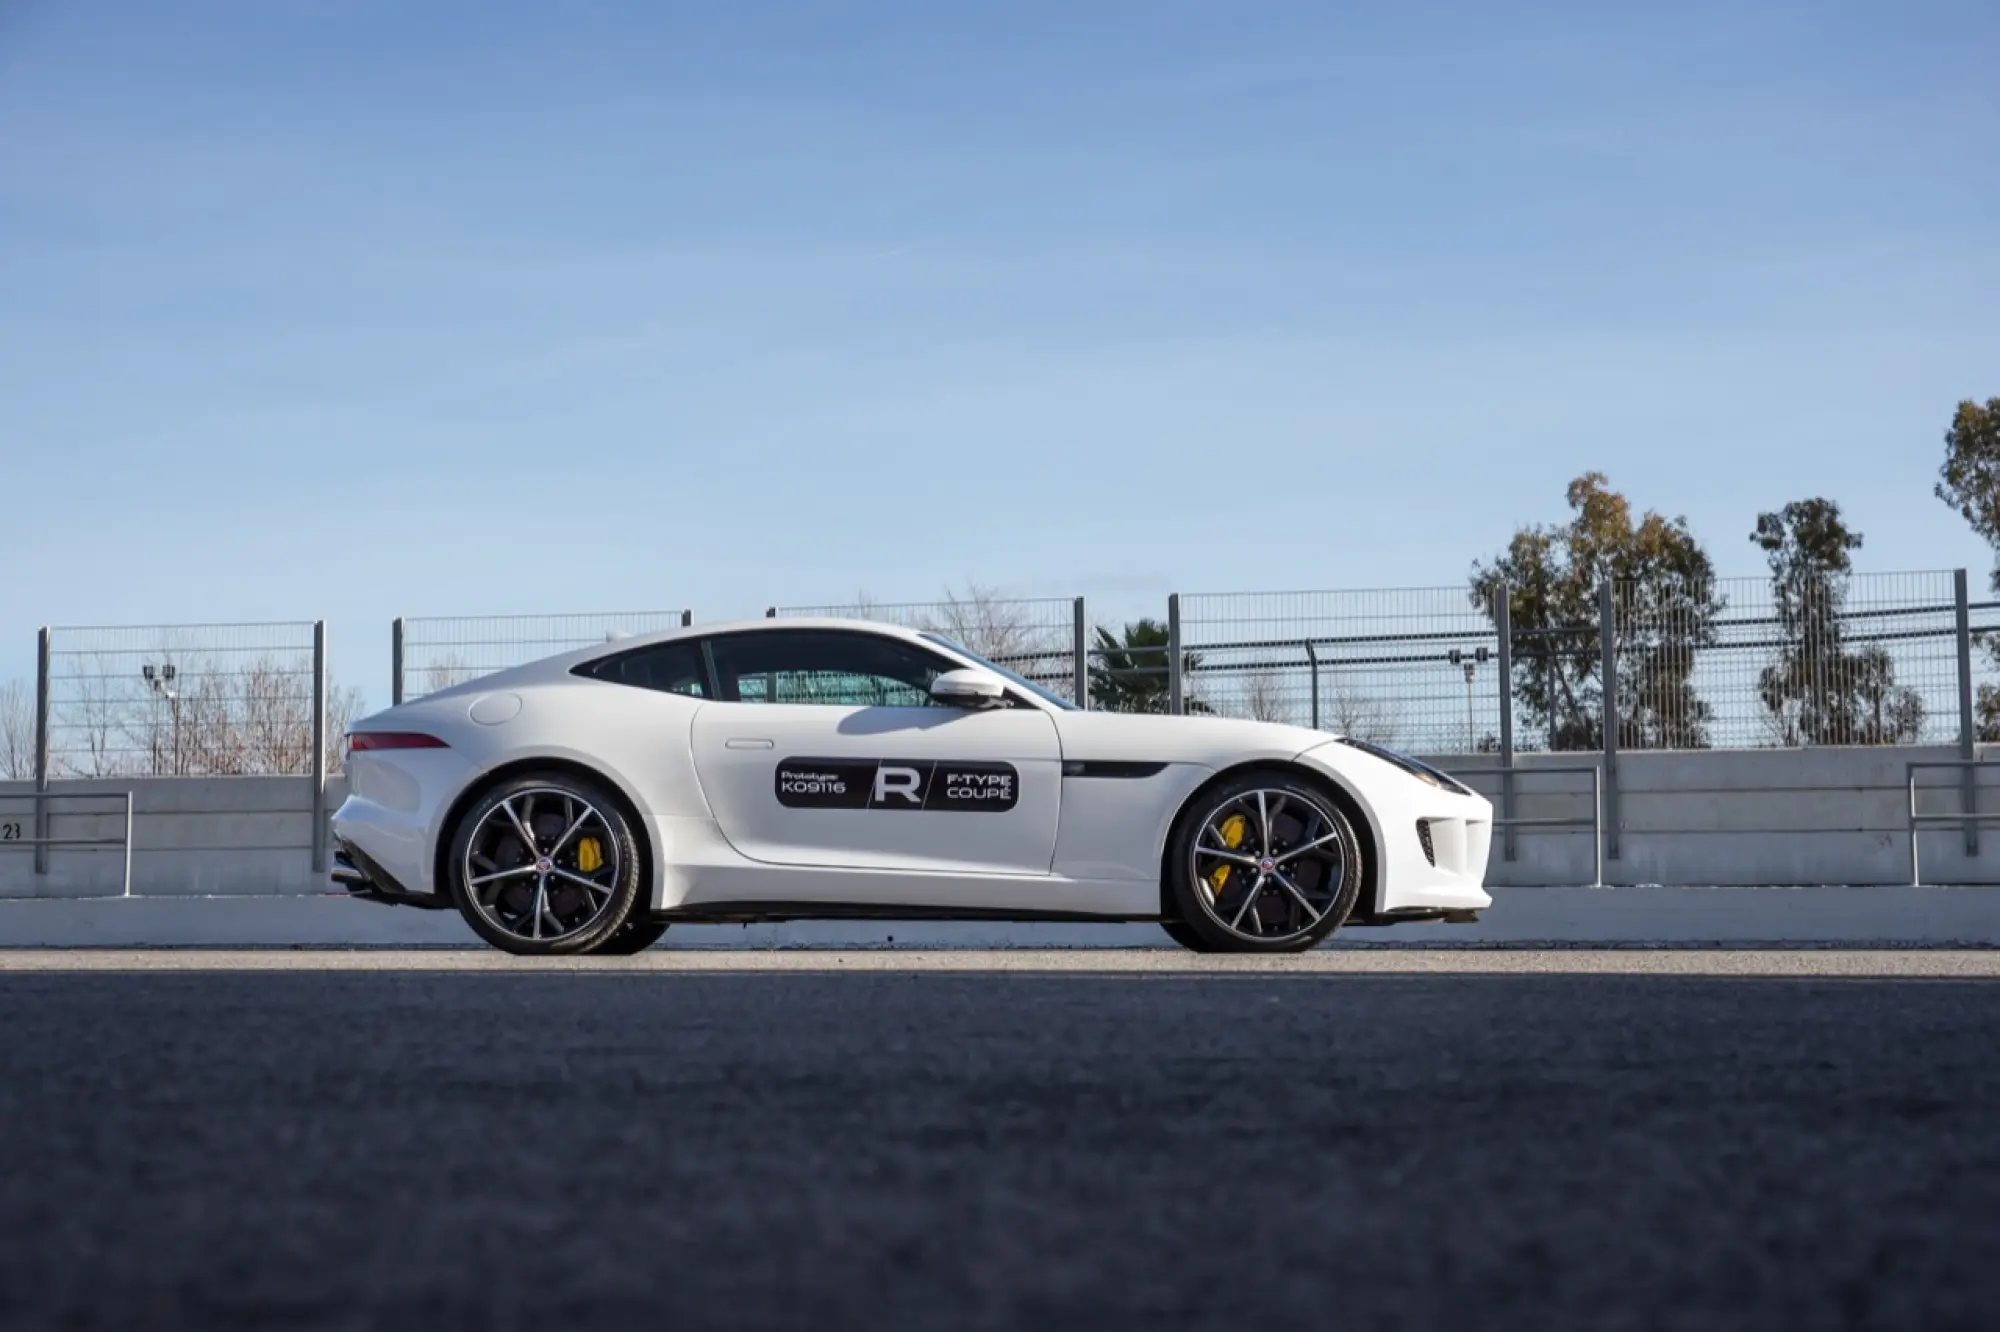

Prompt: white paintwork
[
  {"left": 330, "top": 617, "right": 1494, "bottom": 923},
  {"left": 690, "top": 702, "right": 1063, "bottom": 874},
  {"left": 468, "top": 693, "right": 522, "bottom": 725},
  {"left": 929, "top": 668, "right": 1008, "bottom": 704}
]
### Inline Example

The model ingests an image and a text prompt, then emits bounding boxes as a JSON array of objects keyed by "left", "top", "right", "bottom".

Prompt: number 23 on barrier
[{"left": 0, "top": 822, "right": 22, "bottom": 842}]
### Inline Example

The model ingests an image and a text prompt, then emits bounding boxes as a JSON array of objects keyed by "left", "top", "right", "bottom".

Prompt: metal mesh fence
[
  {"left": 1972, "top": 592, "right": 2000, "bottom": 743},
  {"left": 20, "top": 572, "right": 1994, "bottom": 787},
  {"left": 398, "top": 610, "right": 691, "bottom": 703},
  {"left": 771, "top": 598, "right": 1082, "bottom": 702},
  {"left": 1609, "top": 570, "right": 1962, "bottom": 750},
  {"left": 1177, "top": 588, "right": 1503, "bottom": 752},
  {"left": 46, "top": 623, "right": 323, "bottom": 778}
]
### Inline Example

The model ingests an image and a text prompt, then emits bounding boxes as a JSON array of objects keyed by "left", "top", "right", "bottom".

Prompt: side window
[
  {"left": 708, "top": 631, "right": 952, "bottom": 707},
  {"left": 578, "top": 641, "right": 709, "bottom": 697}
]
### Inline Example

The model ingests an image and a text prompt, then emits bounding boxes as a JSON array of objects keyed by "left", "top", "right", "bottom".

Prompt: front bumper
[{"left": 1294, "top": 739, "right": 1494, "bottom": 916}]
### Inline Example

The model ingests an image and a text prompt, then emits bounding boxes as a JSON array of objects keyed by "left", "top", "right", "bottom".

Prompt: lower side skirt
[
  {"left": 657, "top": 902, "right": 1479, "bottom": 927},
  {"left": 658, "top": 901, "right": 1160, "bottom": 926}
]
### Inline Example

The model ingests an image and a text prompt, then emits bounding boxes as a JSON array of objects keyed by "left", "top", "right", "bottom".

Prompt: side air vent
[{"left": 1416, "top": 819, "right": 1436, "bottom": 866}]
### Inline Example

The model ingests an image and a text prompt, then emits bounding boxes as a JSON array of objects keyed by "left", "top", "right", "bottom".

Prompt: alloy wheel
[
  {"left": 1187, "top": 787, "right": 1350, "bottom": 944},
  {"left": 460, "top": 787, "right": 623, "bottom": 944}
]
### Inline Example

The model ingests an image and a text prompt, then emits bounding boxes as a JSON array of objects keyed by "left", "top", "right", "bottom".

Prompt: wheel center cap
[
  {"left": 1257, "top": 857, "right": 1277, "bottom": 875},
  {"left": 535, "top": 857, "right": 553, "bottom": 875}
]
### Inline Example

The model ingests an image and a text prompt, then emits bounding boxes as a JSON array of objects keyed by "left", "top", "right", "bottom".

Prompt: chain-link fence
[
  {"left": 13, "top": 569, "right": 1999, "bottom": 792},
  {"left": 13, "top": 570, "right": 1993, "bottom": 891},
  {"left": 1972, "top": 591, "right": 2000, "bottom": 743},
  {"left": 772, "top": 597, "right": 1083, "bottom": 703},
  {"left": 1605, "top": 570, "right": 1963, "bottom": 751},
  {"left": 395, "top": 610, "right": 691, "bottom": 704},
  {"left": 1177, "top": 588, "right": 1503, "bottom": 751},
  {"left": 45, "top": 622, "right": 326, "bottom": 778}
]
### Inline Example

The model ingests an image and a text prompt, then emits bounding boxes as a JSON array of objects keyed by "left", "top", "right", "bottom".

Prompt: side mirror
[{"left": 930, "top": 668, "right": 1007, "bottom": 708}]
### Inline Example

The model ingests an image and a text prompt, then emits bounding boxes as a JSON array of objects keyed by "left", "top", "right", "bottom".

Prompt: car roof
[{"left": 499, "top": 616, "right": 958, "bottom": 682}]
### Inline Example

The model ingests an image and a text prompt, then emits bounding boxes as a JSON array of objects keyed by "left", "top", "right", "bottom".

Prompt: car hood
[{"left": 1050, "top": 709, "right": 1333, "bottom": 765}]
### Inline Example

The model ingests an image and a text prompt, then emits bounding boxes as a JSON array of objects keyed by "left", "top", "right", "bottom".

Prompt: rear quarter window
[{"left": 576, "top": 642, "right": 709, "bottom": 697}]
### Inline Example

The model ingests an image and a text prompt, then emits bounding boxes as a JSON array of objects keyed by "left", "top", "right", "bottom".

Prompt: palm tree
[{"left": 1087, "top": 619, "right": 1208, "bottom": 713}]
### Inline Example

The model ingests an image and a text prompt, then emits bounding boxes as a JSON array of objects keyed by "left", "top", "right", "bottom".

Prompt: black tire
[
  {"left": 1159, "top": 917, "right": 1225, "bottom": 952},
  {"left": 1165, "top": 769, "right": 1364, "bottom": 955},
  {"left": 447, "top": 772, "right": 646, "bottom": 957},
  {"left": 593, "top": 918, "right": 670, "bottom": 955}
]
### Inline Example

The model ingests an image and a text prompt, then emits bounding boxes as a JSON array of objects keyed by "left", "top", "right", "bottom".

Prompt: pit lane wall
[
  {"left": 0, "top": 777, "right": 345, "bottom": 898},
  {"left": 1436, "top": 744, "right": 2000, "bottom": 887},
  {"left": 2, "top": 744, "right": 1999, "bottom": 898}
]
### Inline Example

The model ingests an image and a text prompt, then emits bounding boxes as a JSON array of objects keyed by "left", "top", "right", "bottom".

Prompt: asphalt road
[{"left": 0, "top": 954, "right": 1995, "bottom": 1330}]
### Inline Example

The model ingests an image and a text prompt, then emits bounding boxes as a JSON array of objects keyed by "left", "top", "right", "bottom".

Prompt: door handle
[{"left": 724, "top": 738, "right": 775, "bottom": 750}]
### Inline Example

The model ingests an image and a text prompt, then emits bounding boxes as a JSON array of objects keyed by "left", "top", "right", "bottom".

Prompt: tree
[
  {"left": 1750, "top": 499, "right": 1924, "bottom": 745},
  {"left": 838, "top": 582, "right": 1077, "bottom": 702},
  {"left": 1469, "top": 472, "right": 1721, "bottom": 750},
  {"left": 1935, "top": 397, "right": 2000, "bottom": 590},
  {"left": 1088, "top": 620, "right": 1208, "bottom": 714},
  {"left": 0, "top": 680, "right": 32, "bottom": 780},
  {"left": 912, "top": 582, "right": 1073, "bottom": 700},
  {"left": 1321, "top": 673, "right": 1401, "bottom": 744},
  {"left": 45, "top": 644, "right": 365, "bottom": 778},
  {"left": 1240, "top": 668, "right": 1293, "bottom": 725},
  {"left": 421, "top": 655, "right": 474, "bottom": 697},
  {"left": 1932, "top": 397, "right": 2000, "bottom": 736}
]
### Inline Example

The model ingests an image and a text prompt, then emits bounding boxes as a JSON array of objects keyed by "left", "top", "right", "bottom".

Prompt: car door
[{"left": 688, "top": 628, "right": 1063, "bottom": 875}]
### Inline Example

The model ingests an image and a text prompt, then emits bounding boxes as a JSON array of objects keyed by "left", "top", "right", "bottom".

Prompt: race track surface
[{"left": 0, "top": 950, "right": 1995, "bottom": 1330}]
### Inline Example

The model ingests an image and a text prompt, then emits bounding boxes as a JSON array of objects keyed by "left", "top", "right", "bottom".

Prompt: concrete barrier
[
  {"left": 7, "top": 743, "right": 2000, "bottom": 902},
  {"left": 0, "top": 777, "right": 345, "bottom": 898},
  {"left": 1440, "top": 744, "right": 2000, "bottom": 886}
]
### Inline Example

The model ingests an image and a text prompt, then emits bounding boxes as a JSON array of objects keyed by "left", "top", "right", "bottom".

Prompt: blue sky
[{"left": 2, "top": 0, "right": 1996, "bottom": 704}]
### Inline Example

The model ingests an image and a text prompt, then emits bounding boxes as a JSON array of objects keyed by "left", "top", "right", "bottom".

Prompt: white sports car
[{"left": 331, "top": 618, "right": 1493, "bottom": 955}]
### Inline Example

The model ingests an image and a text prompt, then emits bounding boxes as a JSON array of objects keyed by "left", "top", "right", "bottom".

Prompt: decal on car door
[{"left": 775, "top": 758, "right": 1019, "bottom": 812}]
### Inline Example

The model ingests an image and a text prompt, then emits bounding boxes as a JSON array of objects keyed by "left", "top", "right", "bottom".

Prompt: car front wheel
[
  {"left": 592, "top": 918, "right": 670, "bottom": 955},
  {"left": 1165, "top": 772, "right": 1363, "bottom": 954}
]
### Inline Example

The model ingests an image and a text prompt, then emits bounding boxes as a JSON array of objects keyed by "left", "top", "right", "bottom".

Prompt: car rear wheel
[
  {"left": 1165, "top": 771, "right": 1363, "bottom": 954},
  {"left": 592, "top": 918, "right": 670, "bottom": 955},
  {"left": 447, "top": 774, "right": 645, "bottom": 956}
]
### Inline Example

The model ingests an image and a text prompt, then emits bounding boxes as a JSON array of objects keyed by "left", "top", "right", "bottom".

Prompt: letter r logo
[{"left": 873, "top": 765, "right": 924, "bottom": 806}]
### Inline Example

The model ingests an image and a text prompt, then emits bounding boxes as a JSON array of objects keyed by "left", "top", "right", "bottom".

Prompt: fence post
[
  {"left": 1545, "top": 634, "right": 1558, "bottom": 749},
  {"left": 1495, "top": 590, "right": 1516, "bottom": 862},
  {"left": 681, "top": 609, "right": 694, "bottom": 627},
  {"left": 1167, "top": 594, "right": 1183, "bottom": 716},
  {"left": 1598, "top": 580, "right": 1620, "bottom": 865},
  {"left": 311, "top": 620, "right": 328, "bottom": 875},
  {"left": 1305, "top": 640, "right": 1320, "bottom": 730},
  {"left": 1591, "top": 762, "right": 1604, "bottom": 888},
  {"left": 391, "top": 617, "right": 406, "bottom": 707},
  {"left": 33, "top": 626, "right": 50, "bottom": 876},
  {"left": 1072, "top": 598, "right": 1089, "bottom": 709},
  {"left": 1955, "top": 568, "right": 1978, "bottom": 857}
]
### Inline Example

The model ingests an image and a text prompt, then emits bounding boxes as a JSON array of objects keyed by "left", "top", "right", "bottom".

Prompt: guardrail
[
  {"left": 1906, "top": 760, "right": 2000, "bottom": 886},
  {"left": 1446, "top": 762, "right": 1604, "bottom": 887},
  {"left": 0, "top": 791, "right": 136, "bottom": 897}
]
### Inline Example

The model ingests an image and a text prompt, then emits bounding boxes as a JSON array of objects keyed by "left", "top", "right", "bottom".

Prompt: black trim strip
[
  {"left": 1061, "top": 760, "right": 1167, "bottom": 779},
  {"left": 657, "top": 902, "right": 1159, "bottom": 925}
]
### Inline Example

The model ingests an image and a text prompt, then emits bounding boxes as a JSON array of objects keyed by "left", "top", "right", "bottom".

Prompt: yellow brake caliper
[
  {"left": 1209, "top": 814, "right": 1248, "bottom": 897},
  {"left": 576, "top": 837, "right": 604, "bottom": 875}
]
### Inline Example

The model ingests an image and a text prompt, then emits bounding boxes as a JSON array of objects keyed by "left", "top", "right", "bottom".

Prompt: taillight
[{"left": 347, "top": 732, "right": 450, "bottom": 753}]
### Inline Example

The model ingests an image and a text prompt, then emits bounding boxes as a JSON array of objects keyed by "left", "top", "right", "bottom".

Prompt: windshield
[{"left": 921, "top": 633, "right": 1080, "bottom": 711}]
